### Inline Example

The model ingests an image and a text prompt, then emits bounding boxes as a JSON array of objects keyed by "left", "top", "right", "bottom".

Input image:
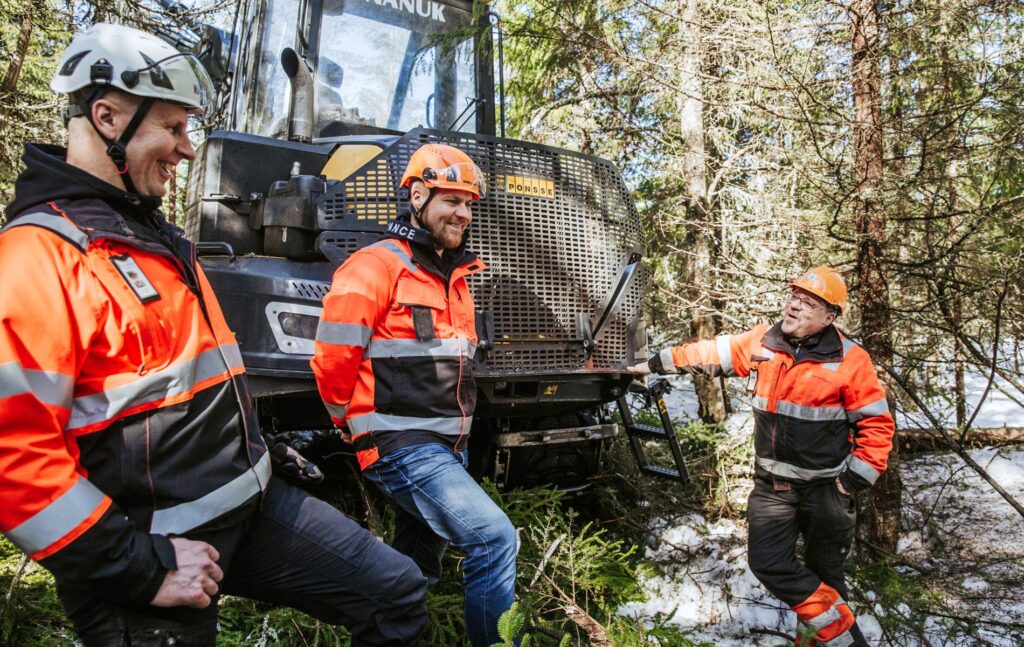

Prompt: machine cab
[
  {"left": 223, "top": 0, "right": 493, "bottom": 139},
  {"left": 182, "top": 0, "right": 672, "bottom": 489}
]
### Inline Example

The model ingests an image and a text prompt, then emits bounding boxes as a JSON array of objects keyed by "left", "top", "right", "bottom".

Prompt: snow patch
[
  {"left": 896, "top": 530, "right": 923, "bottom": 555},
  {"left": 895, "top": 348, "right": 1024, "bottom": 430},
  {"left": 618, "top": 514, "right": 795, "bottom": 646},
  {"left": 620, "top": 445, "right": 1024, "bottom": 646}
]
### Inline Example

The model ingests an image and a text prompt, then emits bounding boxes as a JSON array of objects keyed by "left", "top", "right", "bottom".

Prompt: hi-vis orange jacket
[
  {"left": 311, "top": 219, "right": 485, "bottom": 470},
  {"left": 653, "top": 322, "right": 894, "bottom": 491},
  {"left": 0, "top": 144, "right": 269, "bottom": 604}
]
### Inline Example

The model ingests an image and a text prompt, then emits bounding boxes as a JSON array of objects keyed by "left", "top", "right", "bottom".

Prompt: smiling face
[
  {"left": 780, "top": 287, "right": 837, "bottom": 339},
  {"left": 410, "top": 183, "right": 474, "bottom": 250},
  {"left": 123, "top": 100, "right": 197, "bottom": 197}
]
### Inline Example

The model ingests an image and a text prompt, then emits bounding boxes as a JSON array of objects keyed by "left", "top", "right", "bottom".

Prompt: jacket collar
[
  {"left": 762, "top": 322, "right": 843, "bottom": 363},
  {"left": 382, "top": 214, "right": 479, "bottom": 281},
  {"left": 5, "top": 143, "right": 189, "bottom": 266},
  {"left": 6, "top": 143, "right": 163, "bottom": 220}
]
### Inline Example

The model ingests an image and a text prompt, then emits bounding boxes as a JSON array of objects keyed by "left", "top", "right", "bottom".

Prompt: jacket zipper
[
  {"left": 452, "top": 276, "right": 467, "bottom": 452},
  {"left": 770, "top": 357, "right": 789, "bottom": 489},
  {"left": 134, "top": 222, "right": 263, "bottom": 478}
]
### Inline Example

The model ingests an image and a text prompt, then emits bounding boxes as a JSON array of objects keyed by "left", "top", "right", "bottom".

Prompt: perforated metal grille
[
  {"left": 290, "top": 280, "right": 330, "bottom": 300},
  {"left": 318, "top": 129, "right": 647, "bottom": 372},
  {"left": 320, "top": 157, "right": 399, "bottom": 226}
]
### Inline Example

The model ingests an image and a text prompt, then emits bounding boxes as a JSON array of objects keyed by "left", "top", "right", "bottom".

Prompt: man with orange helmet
[
  {"left": 632, "top": 267, "right": 893, "bottom": 646},
  {"left": 312, "top": 142, "right": 518, "bottom": 647}
]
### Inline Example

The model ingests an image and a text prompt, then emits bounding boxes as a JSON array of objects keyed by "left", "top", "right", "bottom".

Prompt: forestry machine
[{"left": 178, "top": 0, "right": 689, "bottom": 489}]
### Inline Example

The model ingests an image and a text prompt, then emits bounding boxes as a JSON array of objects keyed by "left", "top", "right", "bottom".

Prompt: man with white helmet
[
  {"left": 0, "top": 23, "right": 426, "bottom": 646},
  {"left": 632, "top": 267, "right": 894, "bottom": 647}
]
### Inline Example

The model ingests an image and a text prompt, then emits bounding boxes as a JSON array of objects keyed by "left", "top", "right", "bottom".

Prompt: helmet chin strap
[
  {"left": 410, "top": 188, "right": 449, "bottom": 251},
  {"left": 409, "top": 186, "right": 436, "bottom": 222},
  {"left": 72, "top": 95, "right": 155, "bottom": 194}
]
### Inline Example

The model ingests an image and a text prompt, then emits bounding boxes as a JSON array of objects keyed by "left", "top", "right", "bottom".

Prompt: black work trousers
[
  {"left": 747, "top": 477, "right": 870, "bottom": 646},
  {"left": 747, "top": 476, "right": 856, "bottom": 605},
  {"left": 58, "top": 477, "right": 428, "bottom": 647}
]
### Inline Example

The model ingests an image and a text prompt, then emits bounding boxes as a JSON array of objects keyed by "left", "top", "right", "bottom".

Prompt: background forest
[{"left": 1, "top": 0, "right": 1022, "bottom": 644}]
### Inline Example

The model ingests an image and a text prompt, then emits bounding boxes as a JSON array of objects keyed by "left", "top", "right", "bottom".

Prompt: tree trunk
[
  {"left": 678, "top": 0, "right": 726, "bottom": 423},
  {"left": 1, "top": 9, "right": 34, "bottom": 95},
  {"left": 850, "top": 0, "right": 900, "bottom": 552},
  {"left": 948, "top": 145, "right": 966, "bottom": 434},
  {"left": 939, "top": 16, "right": 967, "bottom": 432}
]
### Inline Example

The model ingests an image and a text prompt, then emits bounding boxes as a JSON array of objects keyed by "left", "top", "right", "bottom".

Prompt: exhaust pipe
[{"left": 281, "top": 47, "right": 314, "bottom": 143}]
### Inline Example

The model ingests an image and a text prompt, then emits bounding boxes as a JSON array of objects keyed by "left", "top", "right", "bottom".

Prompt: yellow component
[
  {"left": 504, "top": 174, "right": 555, "bottom": 198},
  {"left": 321, "top": 144, "right": 384, "bottom": 181},
  {"left": 544, "top": 385, "right": 559, "bottom": 396},
  {"left": 321, "top": 144, "right": 392, "bottom": 225}
]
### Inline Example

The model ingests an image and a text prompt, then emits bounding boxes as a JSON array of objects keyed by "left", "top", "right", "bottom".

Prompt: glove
[
  {"left": 269, "top": 443, "right": 325, "bottom": 486},
  {"left": 837, "top": 468, "right": 869, "bottom": 494},
  {"left": 648, "top": 351, "right": 671, "bottom": 375}
]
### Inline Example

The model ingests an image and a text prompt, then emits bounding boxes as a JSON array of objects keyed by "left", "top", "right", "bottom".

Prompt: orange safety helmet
[
  {"left": 400, "top": 143, "right": 485, "bottom": 200},
  {"left": 789, "top": 266, "right": 848, "bottom": 314}
]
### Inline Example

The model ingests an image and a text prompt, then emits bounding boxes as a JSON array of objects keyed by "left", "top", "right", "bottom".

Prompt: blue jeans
[{"left": 364, "top": 443, "right": 518, "bottom": 647}]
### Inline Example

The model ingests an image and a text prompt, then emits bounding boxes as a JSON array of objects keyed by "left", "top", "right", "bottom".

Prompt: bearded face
[{"left": 412, "top": 187, "right": 474, "bottom": 250}]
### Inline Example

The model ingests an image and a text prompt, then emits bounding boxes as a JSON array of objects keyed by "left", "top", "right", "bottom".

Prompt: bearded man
[{"left": 312, "top": 143, "right": 518, "bottom": 647}]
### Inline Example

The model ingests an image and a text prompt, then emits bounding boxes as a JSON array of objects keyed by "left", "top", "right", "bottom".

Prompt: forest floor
[
  {"left": 618, "top": 378, "right": 1024, "bottom": 646},
  {"left": 2, "top": 371, "right": 1021, "bottom": 646}
]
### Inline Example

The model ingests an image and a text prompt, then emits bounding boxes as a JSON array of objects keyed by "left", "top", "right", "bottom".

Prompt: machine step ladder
[{"left": 616, "top": 379, "right": 690, "bottom": 483}]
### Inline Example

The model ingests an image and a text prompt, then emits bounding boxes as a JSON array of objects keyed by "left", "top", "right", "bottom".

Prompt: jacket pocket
[
  {"left": 89, "top": 247, "right": 175, "bottom": 372},
  {"left": 395, "top": 277, "right": 446, "bottom": 311},
  {"left": 394, "top": 277, "right": 446, "bottom": 341}
]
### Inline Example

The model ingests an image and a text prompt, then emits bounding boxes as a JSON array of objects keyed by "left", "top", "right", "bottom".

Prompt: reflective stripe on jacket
[
  {"left": 661, "top": 322, "right": 894, "bottom": 490},
  {"left": 0, "top": 198, "right": 268, "bottom": 602},
  {"left": 312, "top": 233, "right": 485, "bottom": 469}
]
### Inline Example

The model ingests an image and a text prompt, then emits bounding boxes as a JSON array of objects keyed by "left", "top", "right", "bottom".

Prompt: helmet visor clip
[{"left": 90, "top": 59, "right": 113, "bottom": 84}]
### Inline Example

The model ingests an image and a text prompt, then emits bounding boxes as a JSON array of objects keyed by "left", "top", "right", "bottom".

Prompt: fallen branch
[
  {"left": 529, "top": 533, "right": 566, "bottom": 588},
  {"left": 896, "top": 427, "right": 1024, "bottom": 453},
  {"left": 751, "top": 627, "right": 793, "bottom": 640},
  {"left": 855, "top": 536, "right": 933, "bottom": 574},
  {"left": 537, "top": 571, "right": 612, "bottom": 646},
  {"left": 916, "top": 607, "right": 1024, "bottom": 633},
  {"left": 561, "top": 602, "right": 611, "bottom": 646}
]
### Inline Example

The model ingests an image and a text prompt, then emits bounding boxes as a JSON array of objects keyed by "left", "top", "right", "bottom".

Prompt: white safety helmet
[
  {"left": 51, "top": 23, "right": 215, "bottom": 193},
  {"left": 51, "top": 22, "right": 214, "bottom": 114}
]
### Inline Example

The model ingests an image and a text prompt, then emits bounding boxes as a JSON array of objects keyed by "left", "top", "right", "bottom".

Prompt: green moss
[{"left": 0, "top": 538, "right": 75, "bottom": 646}]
